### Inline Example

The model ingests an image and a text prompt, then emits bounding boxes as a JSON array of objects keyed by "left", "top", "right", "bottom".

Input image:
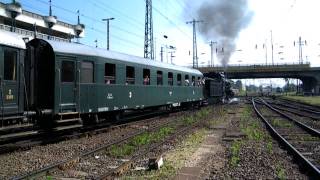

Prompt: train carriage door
[
  {"left": 0, "top": 47, "right": 20, "bottom": 114},
  {"left": 59, "top": 56, "right": 78, "bottom": 112}
]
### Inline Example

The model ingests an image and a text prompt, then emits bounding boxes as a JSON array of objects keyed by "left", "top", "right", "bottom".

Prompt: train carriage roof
[
  {"left": 0, "top": 30, "right": 26, "bottom": 49},
  {"left": 41, "top": 39, "right": 202, "bottom": 76}
]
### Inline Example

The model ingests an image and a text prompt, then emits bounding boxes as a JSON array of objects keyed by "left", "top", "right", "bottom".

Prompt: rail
[
  {"left": 12, "top": 109, "right": 183, "bottom": 179},
  {"left": 252, "top": 98, "right": 320, "bottom": 177}
]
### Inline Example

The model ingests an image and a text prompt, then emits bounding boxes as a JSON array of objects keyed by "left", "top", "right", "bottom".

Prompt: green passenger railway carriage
[
  {"left": 0, "top": 29, "right": 229, "bottom": 140},
  {"left": 26, "top": 37, "right": 204, "bottom": 127}
]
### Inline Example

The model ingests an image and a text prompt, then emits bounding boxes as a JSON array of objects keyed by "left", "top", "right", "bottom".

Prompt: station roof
[
  {"left": 0, "top": 2, "right": 84, "bottom": 39},
  {"left": 0, "top": 30, "right": 26, "bottom": 49}
]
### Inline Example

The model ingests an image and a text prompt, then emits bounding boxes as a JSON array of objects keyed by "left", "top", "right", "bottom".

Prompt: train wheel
[{"left": 113, "top": 111, "right": 123, "bottom": 121}]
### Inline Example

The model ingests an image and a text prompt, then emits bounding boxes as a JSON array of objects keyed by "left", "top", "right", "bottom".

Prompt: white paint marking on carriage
[
  {"left": 107, "top": 93, "right": 114, "bottom": 100},
  {"left": 98, "top": 107, "right": 109, "bottom": 112}
]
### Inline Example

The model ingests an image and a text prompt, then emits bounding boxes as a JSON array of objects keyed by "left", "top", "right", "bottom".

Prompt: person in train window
[{"left": 143, "top": 75, "right": 150, "bottom": 85}]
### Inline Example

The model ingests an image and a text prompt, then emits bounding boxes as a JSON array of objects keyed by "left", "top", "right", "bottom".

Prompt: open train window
[
  {"left": 61, "top": 61, "right": 74, "bottom": 82},
  {"left": 157, "top": 71, "right": 163, "bottom": 85},
  {"left": 185, "top": 75, "right": 190, "bottom": 86},
  {"left": 4, "top": 49, "right": 17, "bottom": 81},
  {"left": 168, "top": 72, "right": 173, "bottom": 86},
  {"left": 105, "top": 63, "right": 116, "bottom": 84},
  {"left": 197, "top": 77, "right": 201, "bottom": 87},
  {"left": 143, "top": 69, "right": 150, "bottom": 85},
  {"left": 81, "top": 61, "right": 94, "bottom": 83},
  {"left": 192, "top": 76, "right": 195, "bottom": 86},
  {"left": 177, "top": 74, "right": 181, "bottom": 86},
  {"left": 126, "top": 66, "right": 135, "bottom": 85}
]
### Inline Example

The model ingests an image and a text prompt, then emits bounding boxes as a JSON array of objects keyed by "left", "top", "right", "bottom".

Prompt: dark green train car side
[
  {"left": 0, "top": 31, "right": 25, "bottom": 117},
  {"left": 26, "top": 39, "right": 204, "bottom": 119}
]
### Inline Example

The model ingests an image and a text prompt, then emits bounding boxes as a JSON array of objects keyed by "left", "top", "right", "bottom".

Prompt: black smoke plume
[{"left": 193, "top": 0, "right": 253, "bottom": 67}]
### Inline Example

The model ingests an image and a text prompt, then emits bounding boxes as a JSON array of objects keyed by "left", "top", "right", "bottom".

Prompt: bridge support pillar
[
  {"left": 301, "top": 77, "right": 319, "bottom": 95},
  {"left": 315, "top": 84, "right": 320, "bottom": 95}
]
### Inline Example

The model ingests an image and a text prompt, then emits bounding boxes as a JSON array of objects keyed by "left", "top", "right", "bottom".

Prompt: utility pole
[
  {"left": 209, "top": 41, "right": 217, "bottom": 67},
  {"left": 263, "top": 41, "right": 268, "bottom": 65},
  {"left": 168, "top": 45, "right": 176, "bottom": 64},
  {"left": 186, "top": 19, "right": 203, "bottom": 68},
  {"left": 294, "top": 36, "right": 307, "bottom": 64},
  {"left": 102, "top": 17, "right": 115, "bottom": 50},
  {"left": 160, "top": 46, "right": 164, "bottom": 62},
  {"left": 94, "top": 39, "right": 98, "bottom": 48},
  {"left": 270, "top": 30, "right": 274, "bottom": 65},
  {"left": 144, "top": 0, "right": 154, "bottom": 59}
]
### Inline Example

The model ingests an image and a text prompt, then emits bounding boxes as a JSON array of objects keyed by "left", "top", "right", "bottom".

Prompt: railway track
[
  {"left": 252, "top": 98, "right": 320, "bottom": 178},
  {"left": 0, "top": 109, "right": 181, "bottom": 155},
  {"left": 276, "top": 97, "right": 320, "bottom": 115},
  {"left": 10, "top": 108, "right": 204, "bottom": 179},
  {"left": 100, "top": 119, "right": 199, "bottom": 179}
]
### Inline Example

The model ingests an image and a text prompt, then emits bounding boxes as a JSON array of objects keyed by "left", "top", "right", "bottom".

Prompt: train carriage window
[
  {"left": 197, "top": 77, "right": 201, "bottom": 87},
  {"left": 185, "top": 75, "right": 190, "bottom": 86},
  {"left": 143, "top": 69, "right": 150, "bottom": 85},
  {"left": 157, "top": 71, "right": 163, "bottom": 85},
  {"left": 61, "top": 61, "right": 75, "bottom": 82},
  {"left": 4, "top": 49, "right": 17, "bottom": 81},
  {"left": 81, "top": 61, "right": 94, "bottom": 83},
  {"left": 168, "top": 72, "right": 173, "bottom": 86},
  {"left": 192, "top": 76, "right": 195, "bottom": 86},
  {"left": 126, "top": 66, "right": 135, "bottom": 85},
  {"left": 177, "top": 74, "right": 182, "bottom": 86},
  {"left": 105, "top": 63, "right": 116, "bottom": 84}
]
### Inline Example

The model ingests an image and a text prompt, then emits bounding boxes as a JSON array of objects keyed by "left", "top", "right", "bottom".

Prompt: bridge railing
[
  {"left": 197, "top": 62, "right": 310, "bottom": 68},
  {"left": 198, "top": 62, "right": 310, "bottom": 72}
]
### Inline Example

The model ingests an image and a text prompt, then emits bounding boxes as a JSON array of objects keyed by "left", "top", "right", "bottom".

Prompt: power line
[
  {"left": 139, "top": 0, "right": 192, "bottom": 40},
  {"left": 153, "top": 6, "right": 192, "bottom": 40},
  {"left": 180, "top": 0, "right": 197, "bottom": 19},
  {"left": 25, "top": 0, "right": 145, "bottom": 40},
  {"left": 91, "top": 1, "right": 145, "bottom": 32},
  {"left": 19, "top": 2, "right": 144, "bottom": 49}
]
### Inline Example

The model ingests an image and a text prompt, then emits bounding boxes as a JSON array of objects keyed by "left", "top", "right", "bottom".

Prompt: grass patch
[
  {"left": 299, "top": 135, "right": 320, "bottom": 141},
  {"left": 241, "top": 121, "right": 265, "bottom": 141},
  {"left": 46, "top": 176, "right": 53, "bottom": 180},
  {"left": 183, "top": 116, "right": 195, "bottom": 125},
  {"left": 271, "top": 119, "right": 292, "bottom": 128},
  {"left": 276, "top": 164, "right": 286, "bottom": 180},
  {"left": 123, "top": 129, "right": 208, "bottom": 179},
  {"left": 230, "top": 140, "right": 242, "bottom": 167},
  {"left": 195, "top": 108, "right": 211, "bottom": 119},
  {"left": 150, "top": 127, "right": 174, "bottom": 142},
  {"left": 240, "top": 106, "right": 267, "bottom": 141},
  {"left": 181, "top": 107, "right": 213, "bottom": 125},
  {"left": 109, "top": 126, "right": 175, "bottom": 158},
  {"left": 283, "top": 96, "right": 320, "bottom": 106},
  {"left": 267, "top": 141, "right": 273, "bottom": 153},
  {"left": 109, "top": 144, "right": 135, "bottom": 157}
]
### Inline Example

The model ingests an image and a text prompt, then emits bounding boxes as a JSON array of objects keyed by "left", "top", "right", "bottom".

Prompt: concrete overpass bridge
[{"left": 198, "top": 63, "right": 320, "bottom": 95}]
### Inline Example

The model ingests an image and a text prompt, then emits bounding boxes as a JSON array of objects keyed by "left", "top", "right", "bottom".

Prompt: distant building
[{"left": 0, "top": 1, "right": 85, "bottom": 42}]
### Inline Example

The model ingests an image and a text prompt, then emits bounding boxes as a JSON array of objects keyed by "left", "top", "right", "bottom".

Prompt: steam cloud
[{"left": 194, "top": 0, "right": 253, "bottom": 67}]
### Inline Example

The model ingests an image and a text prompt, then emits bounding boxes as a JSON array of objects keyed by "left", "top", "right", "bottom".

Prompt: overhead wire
[
  {"left": 93, "top": 0, "right": 145, "bottom": 31},
  {"left": 30, "top": 0, "right": 145, "bottom": 39},
  {"left": 19, "top": 1, "right": 144, "bottom": 50}
]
